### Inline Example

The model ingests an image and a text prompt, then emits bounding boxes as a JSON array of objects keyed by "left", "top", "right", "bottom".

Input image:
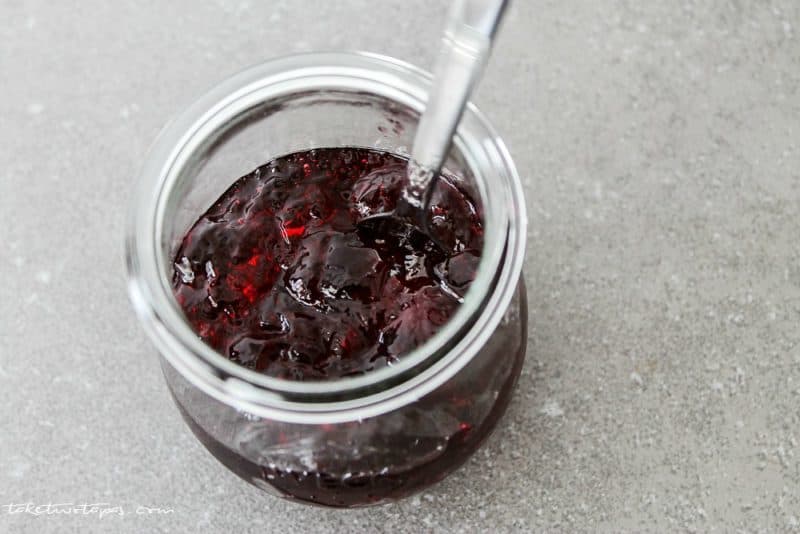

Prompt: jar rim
[{"left": 125, "top": 51, "right": 527, "bottom": 423}]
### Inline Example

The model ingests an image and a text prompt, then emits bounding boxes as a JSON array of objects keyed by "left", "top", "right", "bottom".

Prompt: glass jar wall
[{"left": 126, "top": 52, "right": 528, "bottom": 507}]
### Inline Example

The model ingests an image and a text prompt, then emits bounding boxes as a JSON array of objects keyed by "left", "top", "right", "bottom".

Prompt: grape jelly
[
  {"left": 167, "top": 147, "right": 526, "bottom": 507},
  {"left": 172, "top": 147, "right": 482, "bottom": 380}
]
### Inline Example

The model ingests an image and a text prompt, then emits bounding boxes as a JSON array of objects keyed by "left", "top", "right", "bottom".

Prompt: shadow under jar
[{"left": 126, "top": 52, "right": 528, "bottom": 507}]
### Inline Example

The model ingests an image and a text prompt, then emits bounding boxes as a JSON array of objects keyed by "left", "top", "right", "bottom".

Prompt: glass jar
[{"left": 126, "top": 52, "right": 528, "bottom": 507}]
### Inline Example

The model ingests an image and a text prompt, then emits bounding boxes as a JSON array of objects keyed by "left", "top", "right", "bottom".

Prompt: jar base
[{"left": 171, "top": 329, "right": 527, "bottom": 508}]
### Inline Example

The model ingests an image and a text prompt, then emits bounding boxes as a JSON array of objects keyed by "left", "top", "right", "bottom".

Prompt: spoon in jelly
[{"left": 359, "top": 0, "right": 509, "bottom": 247}]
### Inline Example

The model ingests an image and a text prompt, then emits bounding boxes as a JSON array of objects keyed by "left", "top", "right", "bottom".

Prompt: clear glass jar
[{"left": 126, "top": 52, "right": 527, "bottom": 507}]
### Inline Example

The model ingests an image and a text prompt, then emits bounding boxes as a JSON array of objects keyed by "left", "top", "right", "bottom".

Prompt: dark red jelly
[
  {"left": 167, "top": 147, "right": 527, "bottom": 507},
  {"left": 172, "top": 147, "right": 483, "bottom": 379}
]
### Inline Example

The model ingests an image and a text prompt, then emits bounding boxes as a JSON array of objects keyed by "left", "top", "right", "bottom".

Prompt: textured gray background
[{"left": 1, "top": 0, "right": 799, "bottom": 532}]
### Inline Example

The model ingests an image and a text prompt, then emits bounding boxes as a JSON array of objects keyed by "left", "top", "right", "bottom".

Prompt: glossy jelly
[
  {"left": 172, "top": 147, "right": 483, "bottom": 380},
  {"left": 166, "top": 147, "right": 525, "bottom": 506}
]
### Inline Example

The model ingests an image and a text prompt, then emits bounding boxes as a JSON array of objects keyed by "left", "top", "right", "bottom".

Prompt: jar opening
[{"left": 126, "top": 52, "right": 526, "bottom": 423}]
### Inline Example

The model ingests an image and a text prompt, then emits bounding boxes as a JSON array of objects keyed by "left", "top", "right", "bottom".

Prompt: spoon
[{"left": 359, "top": 0, "right": 509, "bottom": 246}]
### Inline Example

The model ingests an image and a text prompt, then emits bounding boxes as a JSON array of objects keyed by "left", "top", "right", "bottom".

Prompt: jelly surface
[{"left": 172, "top": 148, "right": 483, "bottom": 379}]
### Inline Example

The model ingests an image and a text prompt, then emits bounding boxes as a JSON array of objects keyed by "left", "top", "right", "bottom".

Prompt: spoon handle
[{"left": 405, "top": 0, "right": 509, "bottom": 207}]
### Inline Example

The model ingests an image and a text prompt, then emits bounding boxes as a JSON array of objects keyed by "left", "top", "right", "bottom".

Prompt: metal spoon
[{"left": 360, "top": 0, "right": 509, "bottom": 246}]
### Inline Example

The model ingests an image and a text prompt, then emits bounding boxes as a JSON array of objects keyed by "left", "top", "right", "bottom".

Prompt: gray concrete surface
[{"left": 2, "top": 0, "right": 799, "bottom": 532}]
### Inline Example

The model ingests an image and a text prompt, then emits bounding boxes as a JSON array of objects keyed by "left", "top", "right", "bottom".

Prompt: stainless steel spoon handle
[{"left": 405, "top": 0, "right": 509, "bottom": 207}]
